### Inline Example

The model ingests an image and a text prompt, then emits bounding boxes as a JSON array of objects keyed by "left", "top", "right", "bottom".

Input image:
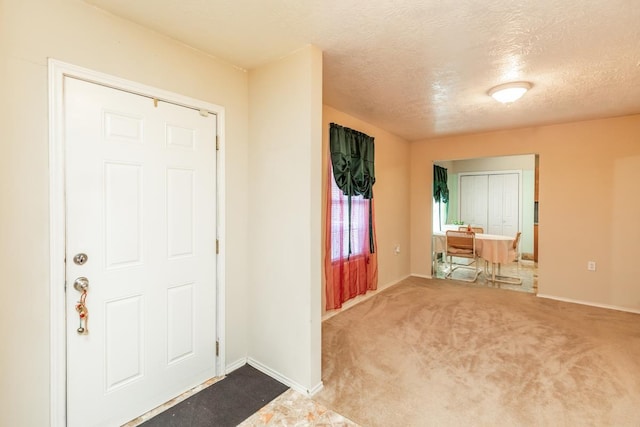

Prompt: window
[
  {"left": 433, "top": 198, "right": 447, "bottom": 232},
  {"left": 325, "top": 123, "right": 377, "bottom": 310},
  {"left": 330, "top": 169, "right": 368, "bottom": 261}
]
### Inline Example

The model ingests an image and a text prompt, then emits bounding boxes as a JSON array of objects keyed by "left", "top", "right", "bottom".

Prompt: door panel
[
  {"left": 459, "top": 174, "right": 488, "bottom": 230},
  {"left": 501, "top": 173, "right": 520, "bottom": 237},
  {"left": 487, "top": 174, "right": 519, "bottom": 236},
  {"left": 65, "top": 77, "right": 217, "bottom": 427},
  {"left": 487, "top": 175, "right": 505, "bottom": 234},
  {"left": 487, "top": 174, "right": 503, "bottom": 235},
  {"left": 104, "top": 162, "right": 143, "bottom": 268}
]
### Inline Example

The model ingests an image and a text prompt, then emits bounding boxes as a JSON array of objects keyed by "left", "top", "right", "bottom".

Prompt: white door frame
[{"left": 48, "top": 59, "right": 226, "bottom": 427}]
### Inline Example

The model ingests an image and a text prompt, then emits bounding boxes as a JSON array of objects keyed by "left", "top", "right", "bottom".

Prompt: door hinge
[
  {"left": 216, "top": 135, "right": 219, "bottom": 151},
  {"left": 215, "top": 340, "right": 219, "bottom": 357},
  {"left": 216, "top": 239, "right": 219, "bottom": 254}
]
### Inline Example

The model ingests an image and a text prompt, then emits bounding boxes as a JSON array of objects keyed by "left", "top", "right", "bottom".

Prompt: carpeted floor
[
  {"left": 139, "top": 364, "right": 288, "bottom": 427},
  {"left": 314, "top": 276, "right": 640, "bottom": 427}
]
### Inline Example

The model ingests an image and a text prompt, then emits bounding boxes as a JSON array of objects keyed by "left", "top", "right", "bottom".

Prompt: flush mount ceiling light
[{"left": 488, "top": 81, "right": 533, "bottom": 103}]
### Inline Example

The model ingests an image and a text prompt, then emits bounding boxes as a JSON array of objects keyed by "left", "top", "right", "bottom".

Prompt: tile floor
[
  {"left": 238, "top": 389, "right": 359, "bottom": 427},
  {"left": 435, "top": 256, "right": 538, "bottom": 293}
]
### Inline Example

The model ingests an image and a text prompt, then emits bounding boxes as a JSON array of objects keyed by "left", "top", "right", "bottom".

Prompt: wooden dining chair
[
  {"left": 457, "top": 228, "right": 484, "bottom": 273},
  {"left": 444, "top": 230, "right": 480, "bottom": 282}
]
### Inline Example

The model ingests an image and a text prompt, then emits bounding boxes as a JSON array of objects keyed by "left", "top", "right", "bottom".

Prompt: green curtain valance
[
  {"left": 433, "top": 164, "right": 449, "bottom": 203},
  {"left": 329, "top": 123, "right": 376, "bottom": 255},
  {"left": 330, "top": 123, "right": 375, "bottom": 199}
]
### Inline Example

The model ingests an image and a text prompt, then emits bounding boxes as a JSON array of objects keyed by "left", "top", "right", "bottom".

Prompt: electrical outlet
[
  {"left": 394, "top": 244, "right": 401, "bottom": 255},
  {"left": 587, "top": 261, "right": 596, "bottom": 271}
]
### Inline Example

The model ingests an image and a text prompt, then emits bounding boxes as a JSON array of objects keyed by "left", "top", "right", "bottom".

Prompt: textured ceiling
[{"left": 86, "top": 0, "right": 640, "bottom": 141}]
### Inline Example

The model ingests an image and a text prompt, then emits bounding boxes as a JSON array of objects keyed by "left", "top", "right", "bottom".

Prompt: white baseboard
[
  {"left": 307, "top": 380, "right": 324, "bottom": 396},
  {"left": 247, "top": 357, "right": 324, "bottom": 396},
  {"left": 410, "top": 273, "right": 432, "bottom": 279},
  {"left": 536, "top": 294, "right": 640, "bottom": 315},
  {"left": 225, "top": 357, "right": 248, "bottom": 374},
  {"left": 322, "top": 274, "right": 410, "bottom": 321}
]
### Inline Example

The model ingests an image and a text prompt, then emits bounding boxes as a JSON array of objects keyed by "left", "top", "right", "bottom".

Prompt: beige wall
[
  {"left": 1, "top": 0, "right": 249, "bottom": 425},
  {"left": 322, "top": 106, "right": 412, "bottom": 314},
  {"left": 411, "top": 114, "right": 640, "bottom": 311},
  {"left": 247, "top": 46, "right": 323, "bottom": 391}
]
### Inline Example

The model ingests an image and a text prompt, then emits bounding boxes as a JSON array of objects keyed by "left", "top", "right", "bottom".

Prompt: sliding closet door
[
  {"left": 487, "top": 173, "right": 519, "bottom": 236},
  {"left": 459, "top": 174, "right": 488, "bottom": 230},
  {"left": 460, "top": 172, "right": 520, "bottom": 236}
]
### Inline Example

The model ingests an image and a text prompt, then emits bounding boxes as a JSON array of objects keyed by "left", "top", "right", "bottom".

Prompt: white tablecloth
[{"left": 433, "top": 231, "right": 515, "bottom": 264}]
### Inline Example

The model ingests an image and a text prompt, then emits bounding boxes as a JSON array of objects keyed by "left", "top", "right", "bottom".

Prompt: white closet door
[
  {"left": 459, "top": 174, "right": 488, "bottom": 230},
  {"left": 487, "top": 173, "right": 519, "bottom": 236}
]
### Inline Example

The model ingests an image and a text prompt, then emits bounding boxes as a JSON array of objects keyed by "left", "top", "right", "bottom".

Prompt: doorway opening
[{"left": 432, "top": 154, "right": 538, "bottom": 293}]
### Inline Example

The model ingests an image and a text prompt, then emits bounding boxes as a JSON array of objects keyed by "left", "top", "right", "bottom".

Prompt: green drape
[
  {"left": 433, "top": 165, "right": 449, "bottom": 229},
  {"left": 433, "top": 165, "right": 449, "bottom": 203},
  {"left": 329, "top": 123, "right": 376, "bottom": 255}
]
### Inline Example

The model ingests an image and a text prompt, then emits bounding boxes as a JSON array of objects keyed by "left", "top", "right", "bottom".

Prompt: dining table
[{"left": 433, "top": 231, "right": 520, "bottom": 284}]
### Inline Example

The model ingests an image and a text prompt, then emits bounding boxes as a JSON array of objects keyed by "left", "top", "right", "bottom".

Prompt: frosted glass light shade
[{"left": 488, "top": 81, "right": 532, "bottom": 103}]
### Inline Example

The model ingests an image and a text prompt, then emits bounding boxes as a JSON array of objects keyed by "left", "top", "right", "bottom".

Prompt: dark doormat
[{"left": 140, "top": 364, "right": 289, "bottom": 427}]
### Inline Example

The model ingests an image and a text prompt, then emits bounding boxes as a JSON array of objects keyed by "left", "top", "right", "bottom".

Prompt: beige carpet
[{"left": 314, "top": 276, "right": 640, "bottom": 426}]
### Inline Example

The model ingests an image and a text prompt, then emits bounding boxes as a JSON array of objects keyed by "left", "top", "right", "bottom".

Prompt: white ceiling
[{"left": 86, "top": 0, "right": 640, "bottom": 141}]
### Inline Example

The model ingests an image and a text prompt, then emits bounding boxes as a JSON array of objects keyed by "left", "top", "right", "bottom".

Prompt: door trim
[{"left": 48, "top": 59, "right": 226, "bottom": 427}]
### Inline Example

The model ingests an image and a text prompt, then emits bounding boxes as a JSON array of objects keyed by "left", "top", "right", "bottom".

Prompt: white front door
[{"left": 64, "top": 77, "right": 217, "bottom": 427}]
